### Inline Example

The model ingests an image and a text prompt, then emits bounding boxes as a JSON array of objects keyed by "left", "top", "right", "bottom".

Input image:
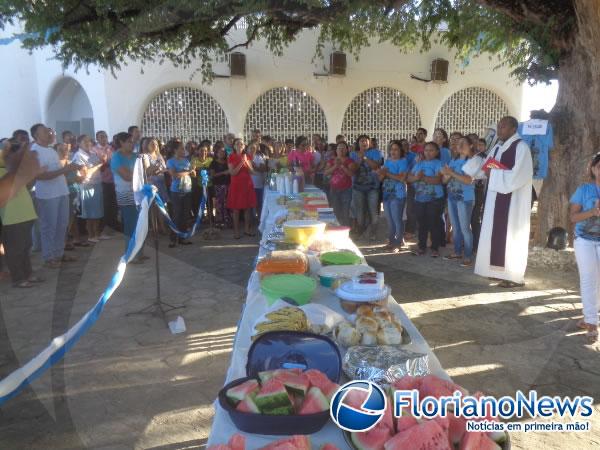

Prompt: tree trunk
[{"left": 536, "top": 0, "right": 600, "bottom": 245}]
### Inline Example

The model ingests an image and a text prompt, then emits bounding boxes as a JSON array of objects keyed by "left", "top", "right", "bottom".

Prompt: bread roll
[
  {"left": 361, "top": 331, "right": 378, "bottom": 345},
  {"left": 355, "top": 316, "right": 378, "bottom": 334},
  {"left": 377, "top": 325, "right": 403, "bottom": 345},
  {"left": 337, "top": 325, "right": 361, "bottom": 347},
  {"left": 356, "top": 305, "right": 375, "bottom": 317}
]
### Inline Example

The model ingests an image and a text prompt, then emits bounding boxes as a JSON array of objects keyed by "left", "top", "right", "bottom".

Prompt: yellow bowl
[{"left": 283, "top": 220, "right": 326, "bottom": 246}]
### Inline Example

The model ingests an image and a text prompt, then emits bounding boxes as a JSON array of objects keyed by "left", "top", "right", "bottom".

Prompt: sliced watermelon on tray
[
  {"left": 254, "top": 379, "right": 293, "bottom": 412},
  {"left": 298, "top": 387, "right": 329, "bottom": 414},
  {"left": 274, "top": 372, "right": 311, "bottom": 396},
  {"left": 350, "top": 422, "right": 393, "bottom": 450},
  {"left": 260, "top": 435, "right": 311, "bottom": 450},
  {"left": 226, "top": 379, "right": 259, "bottom": 404},
  {"left": 384, "top": 419, "right": 452, "bottom": 450},
  {"left": 236, "top": 395, "right": 260, "bottom": 413}
]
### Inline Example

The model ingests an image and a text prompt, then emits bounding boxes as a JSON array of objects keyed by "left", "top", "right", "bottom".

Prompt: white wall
[
  {"left": 104, "top": 28, "right": 522, "bottom": 141},
  {"left": 0, "top": 24, "right": 41, "bottom": 137},
  {"left": 1, "top": 26, "right": 523, "bottom": 140}
]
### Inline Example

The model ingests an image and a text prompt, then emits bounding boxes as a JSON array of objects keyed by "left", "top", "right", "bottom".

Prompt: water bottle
[{"left": 292, "top": 178, "right": 299, "bottom": 194}]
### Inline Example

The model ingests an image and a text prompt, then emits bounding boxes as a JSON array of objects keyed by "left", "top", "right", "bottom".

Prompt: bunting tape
[{"left": 0, "top": 184, "right": 205, "bottom": 406}]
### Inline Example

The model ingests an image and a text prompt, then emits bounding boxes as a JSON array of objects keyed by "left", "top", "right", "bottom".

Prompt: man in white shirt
[{"left": 30, "top": 123, "right": 79, "bottom": 268}]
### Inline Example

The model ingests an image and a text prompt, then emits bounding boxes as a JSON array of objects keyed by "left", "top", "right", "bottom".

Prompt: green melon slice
[
  {"left": 226, "top": 379, "right": 259, "bottom": 404},
  {"left": 254, "top": 379, "right": 292, "bottom": 412}
]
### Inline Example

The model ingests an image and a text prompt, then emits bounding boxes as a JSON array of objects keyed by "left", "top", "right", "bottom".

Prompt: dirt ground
[{"left": 0, "top": 228, "right": 598, "bottom": 449}]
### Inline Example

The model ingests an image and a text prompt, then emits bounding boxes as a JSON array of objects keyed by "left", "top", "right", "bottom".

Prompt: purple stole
[{"left": 490, "top": 139, "right": 520, "bottom": 268}]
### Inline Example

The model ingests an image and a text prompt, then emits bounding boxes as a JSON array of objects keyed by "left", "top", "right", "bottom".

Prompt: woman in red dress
[{"left": 227, "top": 138, "right": 257, "bottom": 239}]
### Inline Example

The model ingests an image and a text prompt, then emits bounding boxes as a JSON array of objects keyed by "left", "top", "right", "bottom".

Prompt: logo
[{"left": 330, "top": 381, "right": 387, "bottom": 432}]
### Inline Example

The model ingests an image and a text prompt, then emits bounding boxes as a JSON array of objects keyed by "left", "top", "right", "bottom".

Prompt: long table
[{"left": 207, "top": 188, "right": 448, "bottom": 448}]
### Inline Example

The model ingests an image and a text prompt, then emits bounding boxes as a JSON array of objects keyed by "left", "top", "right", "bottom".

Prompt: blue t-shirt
[
  {"left": 570, "top": 183, "right": 600, "bottom": 242},
  {"left": 167, "top": 158, "right": 192, "bottom": 193},
  {"left": 110, "top": 151, "right": 136, "bottom": 205},
  {"left": 382, "top": 158, "right": 409, "bottom": 200},
  {"left": 406, "top": 151, "right": 418, "bottom": 169},
  {"left": 518, "top": 122, "right": 554, "bottom": 180},
  {"left": 447, "top": 158, "right": 475, "bottom": 202},
  {"left": 440, "top": 147, "right": 452, "bottom": 166},
  {"left": 411, "top": 159, "right": 444, "bottom": 202},
  {"left": 350, "top": 149, "right": 384, "bottom": 191}
]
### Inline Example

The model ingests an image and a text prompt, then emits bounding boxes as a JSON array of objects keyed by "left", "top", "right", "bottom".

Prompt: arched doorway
[
  {"left": 141, "top": 87, "right": 229, "bottom": 143},
  {"left": 47, "top": 77, "right": 94, "bottom": 141},
  {"left": 341, "top": 87, "right": 422, "bottom": 149},
  {"left": 435, "top": 87, "right": 510, "bottom": 137},
  {"left": 244, "top": 87, "right": 328, "bottom": 142}
]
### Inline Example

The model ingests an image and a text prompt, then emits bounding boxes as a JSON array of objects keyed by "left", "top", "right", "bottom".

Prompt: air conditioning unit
[
  {"left": 431, "top": 58, "right": 449, "bottom": 83},
  {"left": 329, "top": 51, "right": 346, "bottom": 76},
  {"left": 230, "top": 52, "right": 246, "bottom": 77}
]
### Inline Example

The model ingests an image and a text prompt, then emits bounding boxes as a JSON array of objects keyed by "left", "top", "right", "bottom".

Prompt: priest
[{"left": 475, "top": 116, "right": 533, "bottom": 288}]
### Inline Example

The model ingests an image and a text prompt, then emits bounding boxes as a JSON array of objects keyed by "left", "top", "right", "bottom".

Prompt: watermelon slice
[
  {"left": 274, "top": 372, "right": 311, "bottom": 396},
  {"left": 236, "top": 395, "right": 260, "bottom": 413},
  {"left": 395, "top": 414, "right": 418, "bottom": 433},
  {"left": 459, "top": 432, "right": 502, "bottom": 450},
  {"left": 384, "top": 419, "right": 452, "bottom": 450},
  {"left": 350, "top": 422, "right": 393, "bottom": 450},
  {"left": 380, "top": 394, "right": 394, "bottom": 433},
  {"left": 264, "top": 405, "right": 294, "bottom": 415},
  {"left": 260, "top": 435, "right": 311, "bottom": 450},
  {"left": 320, "top": 445, "right": 340, "bottom": 450},
  {"left": 470, "top": 391, "right": 506, "bottom": 443},
  {"left": 448, "top": 411, "right": 467, "bottom": 445},
  {"left": 206, "top": 445, "right": 229, "bottom": 450},
  {"left": 298, "top": 387, "right": 329, "bottom": 414},
  {"left": 254, "top": 379, "right": 293, "bottom": 412},
  {"left": 418, "top": 375, "right": 467, "bottom": 399},
  {"left": 258, "top": 370, "right": 277, "bottom": 384},
  {"left": 304, "top": 369, "right": 339, "bottom": 400},
  {"left": 226, "top": 379, "right": 259, "bottom": 404},
  {"left": 228, "top": 434, "right": 246, "bottom": 450}
]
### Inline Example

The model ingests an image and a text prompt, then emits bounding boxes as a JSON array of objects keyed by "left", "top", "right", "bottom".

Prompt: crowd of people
[{"left": 0, "top": 119, "right": 599, "bottom": 343}]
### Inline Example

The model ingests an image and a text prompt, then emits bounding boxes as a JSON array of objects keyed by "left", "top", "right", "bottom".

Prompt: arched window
[
  {"left": 142, "top": 87, "right": 229, "bottom": 142},
  {"left": 341, "top": 87, "right": 421, "bottom": 148},
  {"left": 244, "top": 87, "right": 327, "bottom": 142},
  {"left": 435, "top": 87, "right": 509, "bottom": 137}
]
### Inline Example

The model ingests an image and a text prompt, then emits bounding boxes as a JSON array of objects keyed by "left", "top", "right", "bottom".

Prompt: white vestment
[{"left": 474, "top": 134, "right": 533, "bottom": 284}]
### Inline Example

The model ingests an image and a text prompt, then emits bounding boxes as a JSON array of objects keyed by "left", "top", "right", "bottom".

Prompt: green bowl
[
  {"left": 260, "top": 274, "right": 317, "bottom": 306},
  {"left": 320, "top": 251, "right": 361, "bottom": 266}
]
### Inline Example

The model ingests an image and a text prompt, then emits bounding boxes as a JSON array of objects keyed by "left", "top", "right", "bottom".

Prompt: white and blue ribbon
[{"left": 0, "top": 184, "right": 203, "bottom": 406}]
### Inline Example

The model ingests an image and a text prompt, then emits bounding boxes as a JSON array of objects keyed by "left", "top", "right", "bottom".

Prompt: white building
[{"left": 0, "top": 24, "right": 523, "bottom": 145}]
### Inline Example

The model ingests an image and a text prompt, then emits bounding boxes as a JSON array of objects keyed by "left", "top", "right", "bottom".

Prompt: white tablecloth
[{"left": 207, "top": 189, "right": 448, "bottom": 449}]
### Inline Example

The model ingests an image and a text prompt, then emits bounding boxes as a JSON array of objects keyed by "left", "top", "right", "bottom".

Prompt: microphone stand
[{"left": 127, "top": 153, "right": 185, "bottom": 326}]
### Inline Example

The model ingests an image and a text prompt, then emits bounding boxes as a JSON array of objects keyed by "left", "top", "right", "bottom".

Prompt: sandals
[
  {"left": 430, "top": 250, "right": 440, "bottom": 258},
  {"left": 43, "top": 260, "right": 61, "bottom": 269},
  {"left": 411, "top": 249, "right": 426, "bottom": 256},
  {"left": 14, "top": 280, "right": 34, "bottom": 288},
  {"left": 443, "top": 254, "right": 462, "bottom": 260},
  {"left": 28, "top": 276, "right": 45, "bottom": 283},
  {"left": 460, "top": 259, "right": 473, "bottom": 267},
  {"left": 576, "top": 320, "right": 599, "bottom": 344}
]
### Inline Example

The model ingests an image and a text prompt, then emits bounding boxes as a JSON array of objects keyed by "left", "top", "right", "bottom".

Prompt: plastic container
[
  {"left": 320, "top": 250, "right": 362, "bottom": 266},
  {"left": 318, "top": 264, "right": 373, "bottom": 288},
  {"left": 283, "top": 220, "right": 326, "bottom": 246},
  {"left": 260, "top": 274, "right": 317, "bottom": 306},
  {"left": 218, "top": 331, "right": 342, "bottom": 435}
]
